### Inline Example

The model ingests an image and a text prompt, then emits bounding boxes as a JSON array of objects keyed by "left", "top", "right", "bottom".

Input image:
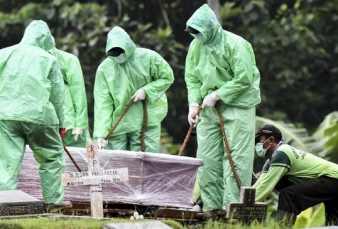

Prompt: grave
[
  {"left": 226, "top": 187, "right": 267, "bottom": 224},
  {"left": 18, "top": 145, "right": 203, "bottom": 209},
  {"left": 61, "top": 144, "right": 129, "bottom": 218},
  {"left": 0, "top": 190, "right": 44, "bottom": 216}
]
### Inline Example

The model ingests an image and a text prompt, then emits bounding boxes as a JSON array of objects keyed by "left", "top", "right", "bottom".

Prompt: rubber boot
[{"left": 275, "top": 210, "right": 296, "bottom": 228}]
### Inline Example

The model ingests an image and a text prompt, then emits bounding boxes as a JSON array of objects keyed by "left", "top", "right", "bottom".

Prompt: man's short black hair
[{"left": 255, "top": 124, "right": 282, "bottom": 143}]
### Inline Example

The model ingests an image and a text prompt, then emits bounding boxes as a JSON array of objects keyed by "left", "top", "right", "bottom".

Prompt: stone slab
[
  {"left": 0, "top": 190, "right": 44, "bottom": 216},
  {"left": 104, "top": 220, "right": 173, "bottom": 229}
]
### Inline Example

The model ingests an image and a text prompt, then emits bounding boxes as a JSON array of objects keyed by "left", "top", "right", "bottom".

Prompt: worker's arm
[
  {"left": 253, "top": 166, "right": 289, "bottom": 201},
  {"left": 253, "top": 150, "right": 291, "bottom": 201}
]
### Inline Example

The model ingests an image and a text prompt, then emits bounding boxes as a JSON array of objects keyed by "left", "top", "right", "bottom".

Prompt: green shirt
[{"left": 253, "top": 143, "right": 338, "bottom": 201}]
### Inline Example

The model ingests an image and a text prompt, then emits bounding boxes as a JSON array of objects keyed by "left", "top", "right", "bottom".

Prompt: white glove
[
  {"left": 131, "top": 88, "right": 146, "bottom": 102},
  {"left": 97, "top": 137, "right": 108, "bottom": 149},
  {"left": 72, "top": 127, "right": 83, "bottom": 141},
  {"left": 187, "top": 104, "right": 200, "bottom": 127},
  {"left": 202, "top": 91, "right": 220, "bottom": 108}
]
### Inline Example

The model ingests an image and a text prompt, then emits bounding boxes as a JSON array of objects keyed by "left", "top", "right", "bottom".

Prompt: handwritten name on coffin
[{"left": 61, "top": 168, "right": 129, "bottom": 186}]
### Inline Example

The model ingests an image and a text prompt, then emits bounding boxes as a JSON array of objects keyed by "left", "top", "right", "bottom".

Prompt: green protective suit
[
  {"left": 0, "top": 20, "right": 65, "bottom": 204},
  {"left": 94, "top": 26, "right": 174, "bottom": 152},
  {"left": 185, "top": 4, "right": 261, "bottom": 211},
  {"left": 49, "top": 38, "right": 90, "bottom": 147}
]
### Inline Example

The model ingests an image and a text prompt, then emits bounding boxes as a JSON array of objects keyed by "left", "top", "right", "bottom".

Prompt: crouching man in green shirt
[{"left": 253, "top": 124, "right": 338, "bottom": 227}]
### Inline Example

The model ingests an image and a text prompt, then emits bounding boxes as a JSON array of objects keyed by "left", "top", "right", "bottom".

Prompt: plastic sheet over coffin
[{"left": 17, "top": 146, "right": 203, "bottom": 208}]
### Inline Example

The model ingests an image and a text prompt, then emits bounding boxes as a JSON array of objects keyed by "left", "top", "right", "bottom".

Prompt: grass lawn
[{"left": 0, "top": 215, "right": 286, "bottom": 229}]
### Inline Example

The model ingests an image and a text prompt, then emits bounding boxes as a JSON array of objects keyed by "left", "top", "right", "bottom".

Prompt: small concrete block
[
  {"left": 104, "top": 220, "right": 173, "bottom": 229},
  {"left": 0, "top": 190, "right": 44, "bottom": 216},
  {"left": 0, "top": 190, "right": 40, "bottom": 203}
]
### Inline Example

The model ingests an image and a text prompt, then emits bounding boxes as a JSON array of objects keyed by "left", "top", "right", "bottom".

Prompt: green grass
[
  {"left": 0, "top": 216, "right": 288, "bottom": 229},
  {"left": 0, "top": 217, "right": 184, "bottom": 229},
  {"left": 0, "top": 217, "right": 107, "bottom": 229}
]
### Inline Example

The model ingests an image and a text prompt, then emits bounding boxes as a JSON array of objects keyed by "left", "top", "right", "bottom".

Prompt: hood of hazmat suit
[
  {"left": 0, "top": 20, "right": 64, "bottom": 126},
  {"left": 93, "top": 26, "right": 174, "bottom": 138}
]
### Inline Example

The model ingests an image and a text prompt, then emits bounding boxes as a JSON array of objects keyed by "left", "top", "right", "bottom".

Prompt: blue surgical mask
[
  {"left": 110, "top": 53, "right": 127, "bottom": 64},
  {"left": 255, "top": 137, "right": 271, "bottom": 158}
]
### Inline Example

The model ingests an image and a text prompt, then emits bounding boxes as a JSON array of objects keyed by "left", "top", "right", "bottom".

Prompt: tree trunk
[{"left": 207, "top": 0, "right": 221, "bottom": 22}]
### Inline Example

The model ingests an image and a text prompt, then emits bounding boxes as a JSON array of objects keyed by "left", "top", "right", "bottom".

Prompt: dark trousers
[{"left": 278, "top": 176, "right": 338, "bottom": 225}]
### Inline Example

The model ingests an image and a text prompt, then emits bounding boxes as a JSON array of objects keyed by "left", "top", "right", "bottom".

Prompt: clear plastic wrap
[{"left": 17, "top": 146, "right": 203, "bottom": 208}]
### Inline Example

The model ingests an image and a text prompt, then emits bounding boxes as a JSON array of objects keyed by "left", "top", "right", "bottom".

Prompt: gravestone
[
  {"left": 226, "top": 187, "right": 267, "bottom": 224},
  {"left": 61, "top": 144, "right": 129, "bottom": 218},
  {"left": 0, "top": 190, "right": 44, "bottom": 216}
]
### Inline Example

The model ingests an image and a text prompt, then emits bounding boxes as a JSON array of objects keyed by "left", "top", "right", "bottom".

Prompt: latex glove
[
  {"left": 97, "top": 137, "right": 108, "bottom": 149},
  {"left": 187, "top": 104, "right": 200, "bottom": 127},
  {"left": 131, "top": 88, "right": 146, "bottom": 102},
  {"left": 202, "top": 91, "right": 220, "bottom": 108},
  {"left": 72, "top": 127, "right": 83, "bottom": 141},
  {"left": 59, "top": 127, "right": 67, "bottom": 138}
]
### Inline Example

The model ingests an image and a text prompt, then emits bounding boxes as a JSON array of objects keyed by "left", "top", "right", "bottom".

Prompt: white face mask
[
  {"left": 195, "top": 33, "right": 204, "bottom": 42},
  {"left": 255, "top": 137, "right": 271, "bottom": 158},
  {"left": 190, "top": 33, "right": 205, "bottom": 42},
  {"left": 110, "top": 53, "right": 127, "bottom": 64}
]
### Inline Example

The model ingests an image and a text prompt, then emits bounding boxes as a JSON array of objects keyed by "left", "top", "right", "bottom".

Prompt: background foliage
[
  {"left": 1, "top": 0, "right": 337, "bottom": 159},
  {"left": 1, "top": 2, "right": 337, "bottom": 227}
]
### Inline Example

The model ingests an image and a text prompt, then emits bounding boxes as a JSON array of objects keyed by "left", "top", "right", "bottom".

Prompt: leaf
[
  {"left": 256, "top": 116, "right": 323, "bottom": 154},
  {"left": 294, "top": 214, "right": 308, "bottom": 228},
  {"left": 307, "top": 203, "right": 325, "bottom": 227},
  {"left": 312, "top": 112, "right": 338, "bottom": 161},
  {"left": 293, "top": 204, "right": 325, "bottom": 228},
  {"left": 301, "top": 207, "right": 313, "bottom": 219}
]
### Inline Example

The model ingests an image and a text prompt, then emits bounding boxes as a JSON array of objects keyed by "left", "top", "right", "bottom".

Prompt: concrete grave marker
[
  {"left": 61, "top": 144, "right": 129, "bottom": 218},
  {"left": 226, "top": 187, "right": 267, "bottom": 223},
  {"left": 0, "top": 190, "right": 44, "bottom": 216}
]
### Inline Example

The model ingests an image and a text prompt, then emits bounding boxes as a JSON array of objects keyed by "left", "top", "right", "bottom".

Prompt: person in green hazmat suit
[
  {"left": 184, "top": 4, "right": 261, "bottom": 212},
  {"left": 94, "top": 26, "right": 174, "bottom": 152},
  {"left": 0, "top": 20, "right": 66, "bottom": 205},
  {"left": 49, "top": 36, "right": 90, "bottom": 147}
]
